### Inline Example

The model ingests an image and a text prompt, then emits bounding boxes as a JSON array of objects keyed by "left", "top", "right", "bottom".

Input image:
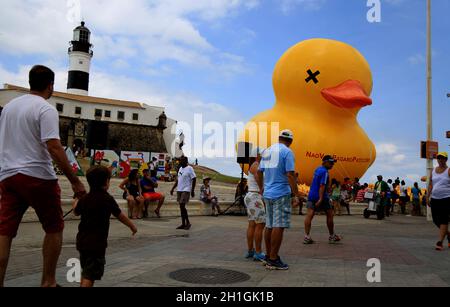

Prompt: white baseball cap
[{"left": 279, "top": 129, "right": 294, "bottom": 140}]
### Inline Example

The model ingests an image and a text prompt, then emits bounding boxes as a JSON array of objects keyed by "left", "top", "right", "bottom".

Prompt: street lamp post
[{"left": 426, "top": 0, "right": 433, "bottom": 222}]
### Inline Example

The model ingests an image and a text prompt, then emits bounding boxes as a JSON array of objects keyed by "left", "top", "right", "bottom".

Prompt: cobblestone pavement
[{"left": 5, "top": 213, "right": 449, "bottom": 287}]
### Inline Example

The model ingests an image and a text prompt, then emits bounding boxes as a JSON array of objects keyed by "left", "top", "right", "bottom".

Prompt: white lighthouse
[{"left": 67, "top": 21, "right": 93, "bottom": 96}]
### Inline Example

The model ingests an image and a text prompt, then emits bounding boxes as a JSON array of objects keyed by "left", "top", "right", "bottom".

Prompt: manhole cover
[{"left": 169, "top": 268, "right": 250, "bottom": 285}]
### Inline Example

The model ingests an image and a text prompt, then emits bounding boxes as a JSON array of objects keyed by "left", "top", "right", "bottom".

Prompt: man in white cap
[{"left": 257, "top": 129, "right": 300, "bottom": 270}]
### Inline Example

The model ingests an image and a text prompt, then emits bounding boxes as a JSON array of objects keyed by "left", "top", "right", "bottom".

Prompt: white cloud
[
  {"left": 408, "top": 54, "right": 426, "bottom": 65},
  {"left": 377, "top": 143, "right": 398, "bottom": 155},
  {"left": 361, "top": 142, "right": 427, "bottom": 187},
  {"left": 405, "top": 174, "right": 421, "bottom": 183},
  {"left": 279, "top": 0, "right": 326, "bottom": 14},
  {"left": 0, "top": 0, "right": 257, "bottom": 77}
]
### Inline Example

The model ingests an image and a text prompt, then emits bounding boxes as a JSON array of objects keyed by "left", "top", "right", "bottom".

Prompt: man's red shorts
[
  {"left": 143, "top": 192, "right": 163, "bottom": 202},
  {"left": 0, "top": 174, "right": 64, "bottom": 238}
]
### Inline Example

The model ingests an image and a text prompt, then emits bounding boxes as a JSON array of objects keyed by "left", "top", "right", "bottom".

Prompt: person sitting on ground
[
  {"left": 235, "top": 178, "right": 249, "bottom": 202},
  {"left": 200, "top": 177, "right": 222, "bottom": 217},
  {"left": 119, "top": 169, "right": 144, "bottom": 219},
  {"left": 73, "top": 166, "right": 137, "bottom": 288},
  {"left": 141, "top": 169, "right": 165, "bottom": 218}
]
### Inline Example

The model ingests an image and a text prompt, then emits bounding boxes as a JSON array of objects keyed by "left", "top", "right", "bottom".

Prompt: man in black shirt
[{"left": 73, "top": 166, "right": 137, "bottom": 287}]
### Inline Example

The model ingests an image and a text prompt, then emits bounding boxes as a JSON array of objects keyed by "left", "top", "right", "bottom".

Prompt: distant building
[{"left": 0, "top": 22, "right": 182, "bottom": 159}]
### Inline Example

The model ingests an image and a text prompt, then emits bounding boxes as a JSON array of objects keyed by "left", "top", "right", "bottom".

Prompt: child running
[{"left": 74, "top": 166, "right": 137, "bottom": 287}]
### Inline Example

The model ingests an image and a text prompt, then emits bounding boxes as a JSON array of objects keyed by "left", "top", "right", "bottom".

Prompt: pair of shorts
[
  {"left": 307, "top": 199, "right": 333, "bottom": 212},
  {"left": 331, "top": 196, "right": 341, "bottom": 202},
  {"left": 177, "top": 192, "right": 191, "bottom": 205},
  {"left": 143, "top": 192, "right": 163, "bottom": 202},
  {"left": 0, "top": 174, "right": 63, "bottom": 238},
  {"left": 264, "top": 195, "right": 291, "bottom": 229},
  {"left": 201, "top": 197, "right": 218, "bottom": 205},
  {"left": 431, "top": 198, "right": 450, "bottom": 227},
  {"left": 244, "top": 192, "right": 266, "bottom": 224},
  {"left": 79, "top": 251, "right": 106, "bottom": 281}
]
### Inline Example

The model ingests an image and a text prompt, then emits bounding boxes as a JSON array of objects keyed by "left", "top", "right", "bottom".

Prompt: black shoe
[
  {"left": 177, "top": 225, "right": 186, "bottom": 230},
  {"left": 184, "top": 224, "right": 192, "bottom": 230},
  {"left": 266, "top": 257, "right": 289, "bottom": 270}
]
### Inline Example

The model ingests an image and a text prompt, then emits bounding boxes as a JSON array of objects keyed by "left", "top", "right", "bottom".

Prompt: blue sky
[{"left": 0, "top": 0, "right": 449, "bottom": 186}]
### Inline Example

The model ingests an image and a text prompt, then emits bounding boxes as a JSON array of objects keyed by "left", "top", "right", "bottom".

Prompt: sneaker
[
  {"left": 253, "top": 252, "right": 266, "bottom": 263},
  {"left": 184, "top": 224, "right": 192, "bottom": 230},
  {"left": 303, "top": 237, "right": 315, "bottom": 245},
  {"left": 266, "top": 257, "right": 289, "bottom": 271},
  {"left": 176, "top": 225, "right": 186, "bottom": 230},
  {"left": 435, "top": 241, "right": 444, "bottom": 251},
  {"left": 259, "top": 255, "right": 269, "bottom": 266},
  {"left": 329, "top": 234, "right": 342, "bottom": 244},
  {"left": 245, "top": 249, "right": 255, "bottom": 259}
]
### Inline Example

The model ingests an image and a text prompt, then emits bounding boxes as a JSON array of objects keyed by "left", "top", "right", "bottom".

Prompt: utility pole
[{"left": 426, "top": 0, "right": 433, "bottom": 222}]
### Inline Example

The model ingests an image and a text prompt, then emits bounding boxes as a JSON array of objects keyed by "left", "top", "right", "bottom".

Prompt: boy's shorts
[
  {"left": 80, "top": 251, "right": 106, "bottom": 281},
  {"left": 264, "top": 195, "right": 291, "bottom": 229}
]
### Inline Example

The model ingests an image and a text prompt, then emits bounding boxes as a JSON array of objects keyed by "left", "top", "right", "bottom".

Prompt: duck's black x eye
[{"left": 305, "top": 69, "right": 320, "bottom": 84}]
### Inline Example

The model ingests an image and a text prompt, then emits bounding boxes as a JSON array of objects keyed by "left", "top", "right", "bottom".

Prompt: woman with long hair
[{"left": 119, "top": 169, "right": 144, "bottom": 219}]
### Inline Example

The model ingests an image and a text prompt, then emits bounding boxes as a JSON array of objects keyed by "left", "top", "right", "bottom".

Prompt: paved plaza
[{"left": 4, "top": 212, "right": 449, "bottom": 287}]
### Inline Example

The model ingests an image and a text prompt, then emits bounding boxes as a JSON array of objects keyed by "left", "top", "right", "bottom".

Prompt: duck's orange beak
[{"left": 321, "top": 80, "right": 372, "bottom": 109}]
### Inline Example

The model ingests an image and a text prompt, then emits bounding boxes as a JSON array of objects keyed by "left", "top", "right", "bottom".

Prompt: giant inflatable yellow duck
[{"left": 239, "top": 39, "right": 376, "bottom": 185}]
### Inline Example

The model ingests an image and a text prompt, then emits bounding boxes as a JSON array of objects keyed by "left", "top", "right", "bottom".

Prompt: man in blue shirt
[
  {"left": 257, "top": 130, "right": 300, "bottom": 270},
  {"left": 304, "top": 155, "right": 342, "bottom": 245}
]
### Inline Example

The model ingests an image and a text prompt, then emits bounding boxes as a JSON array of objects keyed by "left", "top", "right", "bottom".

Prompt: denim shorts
[{"left": 264, "top": 195, "right": 292, "bottom": 229}]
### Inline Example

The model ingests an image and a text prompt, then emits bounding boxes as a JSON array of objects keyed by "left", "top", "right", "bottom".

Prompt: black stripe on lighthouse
[{"left": 67, "top": 71, "right": 89, "bottom": 92}]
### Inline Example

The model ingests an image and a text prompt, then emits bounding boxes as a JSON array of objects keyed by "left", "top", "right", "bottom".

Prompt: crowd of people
[{"left": 0, "top": 66, "right": 448, "bottom": 287}]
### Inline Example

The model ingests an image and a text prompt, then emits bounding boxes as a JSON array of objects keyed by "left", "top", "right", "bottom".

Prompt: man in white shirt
[
  {"left": 149, "top": 157, "right": 158, "bottom": 178},
  {"left": 0, "top": 65, "right": 86, "bottom": 287},
  {"left": 170, "top": 157, "right": 196, "bottom": 230}
]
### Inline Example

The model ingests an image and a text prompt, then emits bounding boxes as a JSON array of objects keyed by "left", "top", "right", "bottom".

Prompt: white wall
[
  {"left": 0, "top": 90, "right": 179, "bottom": 154},
  {"left": 0, "top": 89, "right": 164, "bottom": 126}
]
